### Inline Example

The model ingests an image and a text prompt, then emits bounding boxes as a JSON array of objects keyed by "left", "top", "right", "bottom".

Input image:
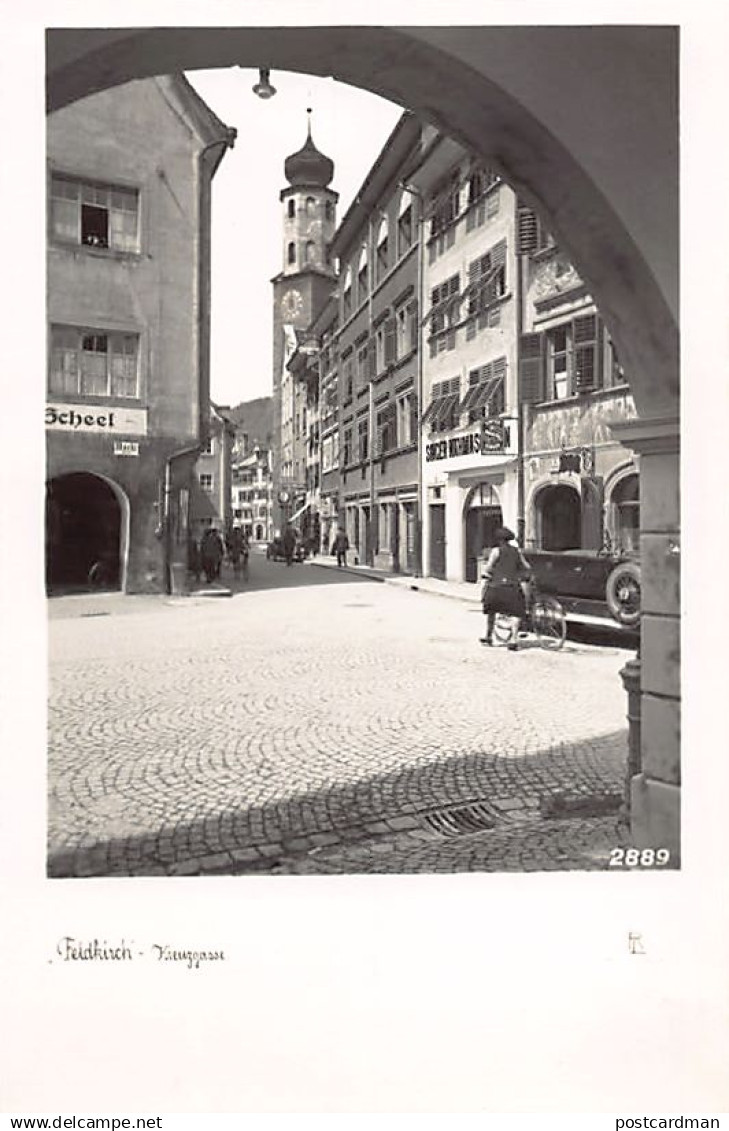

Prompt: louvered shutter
[
  {"left": 519, "top": 333, "right": 545, "bottom": 404},
  {"left": 408, "top": 302, "right": 418, "bottom": 351},
  {"left": 573, "top": 314, "right": 599, "bottom": 391},
  {"left": 517, "top": 205, "right": 539, "bottom": 255}
]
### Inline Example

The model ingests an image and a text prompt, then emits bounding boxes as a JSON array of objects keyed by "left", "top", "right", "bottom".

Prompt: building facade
[
  {"left": 517, "top": 207, "right": 640, "bottom": 557},
  {"left": 191, "top": 403, "right": 235, "bottom": 535},
  {"left": 328, "top": 112, "right": 422, "bottom": 570},
  {"left": 46, "top": 75, "right": 233, "bottom": 594},
  {"left": 409, "top": 132, "right": 521, "bottom": 583}
]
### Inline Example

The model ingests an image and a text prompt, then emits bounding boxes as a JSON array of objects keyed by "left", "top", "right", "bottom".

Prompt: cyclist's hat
[{"left": 494, "top": 526, "right": 516, "bottom": 542}]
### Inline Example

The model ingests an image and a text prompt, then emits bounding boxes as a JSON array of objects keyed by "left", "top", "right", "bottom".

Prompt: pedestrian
[
  {"left": 480, "top": 526, "right": 532, "bottom": 650},
  {"left": 332, "top": 527, "right": 349, "bottom": 568},
  {"left": 199, "top": 522, "right": 224, "bottom": 584},
  {"left": 282, "top": 523, "right": 297, "bottom": 568},
  {"left": 228, "top": 524, "right": 245, "bottom": 578}
]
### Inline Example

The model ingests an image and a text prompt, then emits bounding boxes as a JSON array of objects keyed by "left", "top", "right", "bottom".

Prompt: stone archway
[
  {"left": 46, "top": 471, "right": 130, "bottom": 594},
  {"left": 44, "top": 23, "right": 681, "bottom": 856}
]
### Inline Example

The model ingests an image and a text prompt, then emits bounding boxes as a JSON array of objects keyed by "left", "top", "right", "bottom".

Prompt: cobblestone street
[{"left": 47, "top": 553, "right": 633, "bottom": 877}]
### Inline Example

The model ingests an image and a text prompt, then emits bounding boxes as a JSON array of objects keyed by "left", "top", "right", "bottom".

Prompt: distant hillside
[{"left": 228, "top": 396, "right": 273, "bottom": 449}]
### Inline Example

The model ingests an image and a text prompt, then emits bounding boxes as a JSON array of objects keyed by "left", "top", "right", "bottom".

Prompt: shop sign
[
  {"left": 45, "top": 402, "right": 148, "bottom": 436},
  {"left": 425, "top": 421, "right": 506, "bottom": 462}
]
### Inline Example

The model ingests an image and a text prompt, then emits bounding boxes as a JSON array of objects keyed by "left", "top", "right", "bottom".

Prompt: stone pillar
[{"left": 610, "top": 417, "right": 680, "bottom": 862}]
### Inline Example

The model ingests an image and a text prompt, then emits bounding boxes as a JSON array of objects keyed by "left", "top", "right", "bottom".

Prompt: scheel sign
[
  {"left": 45, "top": 402, "right": 148, "bottom": 436},
  {"left": 425, "top": 420, "right": 508, "bottom": 462}
]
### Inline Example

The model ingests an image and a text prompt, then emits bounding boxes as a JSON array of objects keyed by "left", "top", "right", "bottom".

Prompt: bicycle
[{"left": 492, "top": 582, "right": 567, "bottom": 650}]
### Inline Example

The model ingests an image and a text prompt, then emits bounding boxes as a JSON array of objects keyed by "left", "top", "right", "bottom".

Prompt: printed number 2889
[{"left": 609, "top": 848, "right": 670, "bottom": 866}]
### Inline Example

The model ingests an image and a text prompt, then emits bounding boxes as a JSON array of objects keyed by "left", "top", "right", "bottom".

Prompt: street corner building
[{"left": 45, "top": 74, "right": 235, "bottom": 595}]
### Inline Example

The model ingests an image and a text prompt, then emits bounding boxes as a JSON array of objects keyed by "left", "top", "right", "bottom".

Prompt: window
[
  {"left": 287, "top": 242, "right": 296, "bottom": 265},
  {"left": 201, "top": 436, "right": 214, "bottom": 455},
  {"left": 49, "top": 325, "right": 139, "bottom": 398},
  {"left": 287, "top": 198, "right": 295, "bottom": 218},
  {"left": 357, "top": 245, "right": 369, "bottom": 303},
  {"left": 343, "top": 427, "right": 352, "bottom": 466},
  {"left": 357, "top": 416, "right": 369, "bottom": 462},
  {"left": 460, "top": 358, "right": 507, "bottom": 423},
  {"left": 466, "top": 167, "right": 500, "bottom": 231},
  {"left": 306, "top": 241, "right": 317, "bottom": 266},
  {"left": 423, "top": 377, "right": 461, "bottom": 434},
  {"left": 466, "top": 241, "right": 507, "bottom": 319},
  {"left": 429, "top": 274, "right": 460, "bottom": 335},
  {"left": 342, "top": 354, "right": 354, "bottom": 401},
  {"left": 429, "top": 177, "right": 461, "bottom": 238},
  {"left": 519, "top": 314, "right": 604, "bottom": 404},
  {"left": 51, "top": 174, "right": 140, "bottom": 253},
  {"left": 199, "top": 473, "right": 213, "bottom": 491},
  {"left": 342, "top": 267, "right": 353, "bottom": 320},
  {"left": 325, "top": 201, "right": 334, "bottom": 222},
  {"left": 396, "top": 390, "right": 417, "bottom": 447},
  {"left": 376, "top": 401, "right": 397, "bottom": 455},
  {"left": 397, "top": 191, "right": 414, "bottom": 256},
  {"left": 306, "top": 196, "right": 316, "bottom": 215},
  {"left": 396, "top": 301, "right": 418, "bottom": 359},
  {"left": 375, "top": 216, "right": 389, "bottom": 282},
  {"left": 374, "top": 316, "right": 397, "bottom": 373}
]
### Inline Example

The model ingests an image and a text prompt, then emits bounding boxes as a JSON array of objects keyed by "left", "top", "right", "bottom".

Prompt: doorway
[
  {"left": 464, "top": 483, "right": 502, "bottom": 582},
  {"left": 429, "top": 504, "right": 446, "bottom": 579},
  {"left": 537, "top": 484, "right": 581, "bottom": 551},
  {"left": 46, "top": 473, "right": 125, "bottom": 594}
]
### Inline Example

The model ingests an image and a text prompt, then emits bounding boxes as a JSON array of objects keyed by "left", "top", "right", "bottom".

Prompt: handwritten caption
[{"left": 50, "top": 937, "right": 225, "bottom": 970}]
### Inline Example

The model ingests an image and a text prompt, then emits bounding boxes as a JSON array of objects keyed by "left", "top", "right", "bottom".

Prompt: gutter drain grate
[{"left": 421, "top": 802, "right": 496, "bottom": 837}]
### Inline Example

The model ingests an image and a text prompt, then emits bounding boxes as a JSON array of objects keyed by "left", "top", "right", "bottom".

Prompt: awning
[
  {"left": 188, "top": 479, "right": 219, "bottom": 522},
  {"left": 459, "top": 374, "right": 503, "bottom": 414}
]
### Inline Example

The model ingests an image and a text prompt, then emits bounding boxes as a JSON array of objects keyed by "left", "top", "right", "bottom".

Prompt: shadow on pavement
[{"left": 47, "top": 726, "right": 641, "bottom": 879}]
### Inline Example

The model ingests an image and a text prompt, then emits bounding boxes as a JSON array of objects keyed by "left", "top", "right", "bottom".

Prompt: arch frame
[{"left": 46, "top": 469, "right": 131, "bottom": 593}]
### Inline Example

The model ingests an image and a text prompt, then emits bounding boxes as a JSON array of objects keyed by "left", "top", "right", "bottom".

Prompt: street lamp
[{"left": 252, "top": 68, "right": 277, "bottom": 100}]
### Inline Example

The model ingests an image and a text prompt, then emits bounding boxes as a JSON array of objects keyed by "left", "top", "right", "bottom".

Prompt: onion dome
[{"left": 284, "top": 109, "right": 334, "bottom": 188}]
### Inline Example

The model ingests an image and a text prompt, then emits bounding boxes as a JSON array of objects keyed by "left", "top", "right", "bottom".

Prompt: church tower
[{"left": 272, "top": 112, "right": 338, "bottom": 529}]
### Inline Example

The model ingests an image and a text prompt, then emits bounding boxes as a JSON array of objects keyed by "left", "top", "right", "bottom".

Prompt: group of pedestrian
[{"left": 188, "top": 521, "right": 250, "bottom": 585}]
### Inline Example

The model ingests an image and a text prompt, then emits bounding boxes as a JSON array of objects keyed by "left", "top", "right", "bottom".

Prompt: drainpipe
[{"left": 400, "top": 181, "right": 425, "bottom": 576}]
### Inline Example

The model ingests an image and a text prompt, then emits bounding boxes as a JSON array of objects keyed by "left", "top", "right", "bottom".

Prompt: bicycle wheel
[
  {"left": 532, "top": 596, "right": 566, "bottom": 650},
  {"left": 492, "top": 614, "right": 513, "bottom": 644}
]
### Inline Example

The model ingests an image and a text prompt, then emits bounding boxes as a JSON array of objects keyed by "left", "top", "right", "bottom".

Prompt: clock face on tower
[{"left": 280, "top": 288, "right": 303, "bottom": 319}]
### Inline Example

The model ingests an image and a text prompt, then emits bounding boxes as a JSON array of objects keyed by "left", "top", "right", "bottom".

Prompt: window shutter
[
  {"left": 517, "top": 205, "right": 539, "bottom": 255},
  {"left": 408, "top": 302, "right": 418, "bottom": 351},
  {"left": 384, "top": 317, "right": 397, "bottom": 365},
  {"left": 573, "top": 314, "right": 598, "bottom": 391},
  {"left": 519, "top": 333, "right": 545, "bottom": 404},
  {"left": 367, "top": 339, "right": 377, "bottom": 380},
  {"left": 491, "top": 239, "right": 507, "bottom": 268}
]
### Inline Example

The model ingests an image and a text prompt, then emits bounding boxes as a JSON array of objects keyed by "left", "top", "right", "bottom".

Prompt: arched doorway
[
  {"left": 45, "top": 473, "right": 126, "bottom": 594},
  {"left": 464, "top": 483, "right": 502, "bottom": 583},
  {"left": 536, "top": 484, "right": 581, "bottom": 551},
  {"left": 609, "top": 471, "right": 640, "bottom": 555}
]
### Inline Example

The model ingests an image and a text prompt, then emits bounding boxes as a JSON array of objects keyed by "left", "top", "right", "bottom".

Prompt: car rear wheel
[{"left": 606, "top": 561, "right": 641, "bottom": 627}]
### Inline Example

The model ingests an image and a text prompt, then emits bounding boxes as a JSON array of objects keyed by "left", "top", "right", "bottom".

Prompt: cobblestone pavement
[{"left": 47, "top": 554, "right": 633, "bottom": 877}]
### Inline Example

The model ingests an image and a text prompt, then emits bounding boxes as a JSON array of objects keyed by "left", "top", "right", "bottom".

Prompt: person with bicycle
[{"left": 479, "top": 526, "right": 532, "bottom": 651}]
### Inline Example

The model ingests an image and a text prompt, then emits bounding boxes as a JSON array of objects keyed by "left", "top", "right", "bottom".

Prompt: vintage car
[{"left": 523, "top": 548, "right": 641, "bottom": 633}]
